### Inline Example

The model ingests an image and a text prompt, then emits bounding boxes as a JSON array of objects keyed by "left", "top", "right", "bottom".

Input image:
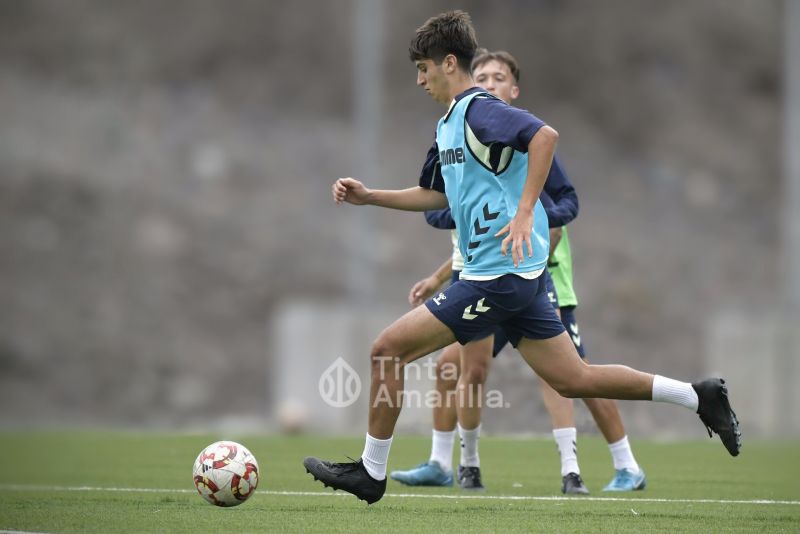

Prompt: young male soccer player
[
  {"left": 393, "top": 164, "right": 579, "bottom": 492},
  {"left": 304, "top": 11, "right": 740, "bottom": 505},
  {"left": 390, "top": 50, "right": 646, "bottom": 494}
]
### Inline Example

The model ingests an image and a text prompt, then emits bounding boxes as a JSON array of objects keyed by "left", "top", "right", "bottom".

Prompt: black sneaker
[
  {"left": 303, "top": 457, "right": 386, "bottom": 504},
  {"left": 457, "top": 465, "right": 485, "bottom": 491},
  {"left": 561, "top": 472, "right": 590, "bottom": 495},
  {"left": 692, "top": 378, "right": 742, "bottom": 457}
]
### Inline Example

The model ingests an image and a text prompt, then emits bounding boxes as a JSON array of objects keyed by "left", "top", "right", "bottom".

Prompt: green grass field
[{"left": 0, "top": 431, "right": 798, "bottom": 533}]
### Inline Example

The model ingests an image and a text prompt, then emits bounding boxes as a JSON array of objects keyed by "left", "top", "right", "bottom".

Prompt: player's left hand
[
  {"left": 332, "top": 177, "right": 371, "bottom": 205},
  {"left": 495, "top": 210, "right": 534, "bottom": 268},
  {"left": 408, "top": 276, "right": 439, "bottom": 307}
]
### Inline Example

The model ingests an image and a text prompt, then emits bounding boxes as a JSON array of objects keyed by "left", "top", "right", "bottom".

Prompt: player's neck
[{"left": 445, "top": 73, "right": 475, "bottom": 102}]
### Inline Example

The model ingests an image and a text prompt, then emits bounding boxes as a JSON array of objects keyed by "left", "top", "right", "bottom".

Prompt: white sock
[
  {"left": 458, "top": 423, "right": 481, "bottom": 467},
  {"left": 553, "top": 427, "right": 580, "bottom": 476},
  {"left": 608, "top": 435, "right": 640, "bottom": 473},
  {"left": 361, "top": 433, "right": 393, "bottom": 481},
  {"left": 652, "top": 375, "right": 698, "bottom": 411},
  {"left": 429, "top": 429, "right": 455, "bottom": 472}
]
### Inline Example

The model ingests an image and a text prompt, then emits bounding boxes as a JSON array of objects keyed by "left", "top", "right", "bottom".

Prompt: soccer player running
[
  {"left": 390, "top": 49, "right": 645, "bottom": 494},
  {"left": 304, "top": 11, "right": 740, "bottom": 505}
]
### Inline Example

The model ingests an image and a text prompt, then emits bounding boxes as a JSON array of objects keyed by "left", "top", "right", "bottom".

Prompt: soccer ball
[{"left": 193, "top": 441, "right": 260, "bottom": 507}]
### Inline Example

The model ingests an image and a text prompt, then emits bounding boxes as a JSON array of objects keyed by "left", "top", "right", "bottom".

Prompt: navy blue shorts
[
  {"left": 446, "top": 270, "right": 584, "bottom": 358},
  {"left": 542, "top": 274, "right": 587, "bottom": 358},
  {"left": 559, "top": 305, "right": 586, "bottom": 358},
  {"left": 429, "top": 272, "right": 565, "bottom": 348},
  {"left": 450, "top": 271, "right": 510, "bottom": 356}
]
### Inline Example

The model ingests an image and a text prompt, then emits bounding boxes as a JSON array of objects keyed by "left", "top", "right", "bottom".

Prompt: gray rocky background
[{"left": 0, "top": 0, "right": 791, "bottom": 438}]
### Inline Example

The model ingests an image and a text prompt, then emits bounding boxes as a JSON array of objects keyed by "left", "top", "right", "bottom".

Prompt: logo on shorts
[
  {"left": 569, "top": 322, "right": 581, "bottom": 347},
  {"left": 463, "top": 297, "right": 491, "bottom": 320},
  {"left": 433, "top": 292, "right": 447, "bottom": 306}
]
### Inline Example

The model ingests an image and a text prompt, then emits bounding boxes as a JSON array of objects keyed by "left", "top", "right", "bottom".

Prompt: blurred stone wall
[{"left": 0, "top": 0, "right": 783, "bottom": 436}]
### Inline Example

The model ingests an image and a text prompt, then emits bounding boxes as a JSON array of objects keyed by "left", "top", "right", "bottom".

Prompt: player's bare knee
[
  {"left": 369, "top": 335, "right": 399, "bottom": 377},
  {"left": 436, "top": 354, "right": 459, "bottom": 381},
  {"left": 549, "top": 378, "right": 580, "bottom": 398},
  {"left": 554, "top": 369, "right": 592, "bottom": 398},
  {"left": 461, "top": 363, "right": 488, "bottom": 386},
  {"left": 371, "top": 324, "right": 404, "bottom": 356},
  {"left": 557, "top": 385, "right": 581, "bottom": 398},
  {"left": 369, "top": 337, "right": 387, "bottom": 361}
]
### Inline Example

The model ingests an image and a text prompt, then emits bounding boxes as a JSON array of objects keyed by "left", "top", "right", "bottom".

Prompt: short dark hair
[
  {"left": 409, "top": 10, "right": 478, "bottom": 73},
  {"left": 471, "top": 48, "right": 521, "bottom": 83}
]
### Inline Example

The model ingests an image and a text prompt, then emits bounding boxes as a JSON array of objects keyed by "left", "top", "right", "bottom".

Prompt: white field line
[{"left": 0, "top": 484, "right": 798, "bottom": 506}]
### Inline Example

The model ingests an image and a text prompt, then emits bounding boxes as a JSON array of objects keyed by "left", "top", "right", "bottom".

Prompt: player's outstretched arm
[{"left": 332, "top": 177, "right": 448, "bottom": 211}]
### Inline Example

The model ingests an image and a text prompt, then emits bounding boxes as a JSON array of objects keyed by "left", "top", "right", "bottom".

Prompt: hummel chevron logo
[
  {"left": 570, "top": 323, "right": 581, "bottom": 347},
  {"left": 474, "top": 219, "right": 489, "bottom": 235},
  {"left": 476, "top": 298, "right": 491, "bottom": 312},
  {"left": 462, "top": 298, "right": 491, "bottom": 320},
  {"left": 466, "top": 204, "right": 501, "bottom": 264}
]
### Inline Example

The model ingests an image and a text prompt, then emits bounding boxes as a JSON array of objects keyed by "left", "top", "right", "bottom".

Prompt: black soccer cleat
[
  {"left": 692, "top": 378, "right": 742, "bottom": 457},
  {"left": 303, "top": 457, "right": 386, "bottom": 504},
  {"left": 457, "top": 465, "right": 485, "bottom": 491},
  {"left": 561, "top": 472, "right": 590, "bottom": 495}
]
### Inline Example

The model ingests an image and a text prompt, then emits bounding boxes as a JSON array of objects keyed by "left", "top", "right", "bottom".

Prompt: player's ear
[
  {"left": 443, "top": 54, "right": 457, "bottom": 74},
  {"left": 510, "top": 85, "right": 520, "bottom": 100}
]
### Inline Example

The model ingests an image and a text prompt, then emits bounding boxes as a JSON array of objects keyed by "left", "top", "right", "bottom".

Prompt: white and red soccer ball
[{"left": 193, "top": 441, "right": 259, "bottom": 507}]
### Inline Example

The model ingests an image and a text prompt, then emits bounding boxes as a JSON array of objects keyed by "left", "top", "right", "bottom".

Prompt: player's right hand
[
  {"left": 408, "top": 276, "right": 439, "bottom": 307},
  {"left": 495, "top": 210, "right": 534, "bottom": 268},
  {"left": 332, "top": 177, "right": 371, "bottom": 205}
]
